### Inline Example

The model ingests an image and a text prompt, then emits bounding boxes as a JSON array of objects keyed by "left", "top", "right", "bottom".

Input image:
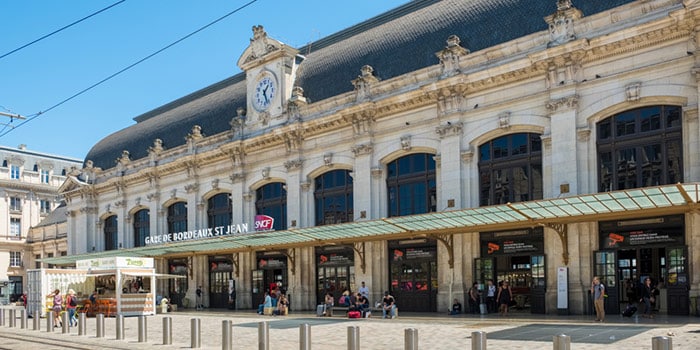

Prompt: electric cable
[
  {"left": 0, "top": 0, "right": 127, "bottom": 60},
  {"left": 0, "top": 0, "right": 259, "bottom": 139}
]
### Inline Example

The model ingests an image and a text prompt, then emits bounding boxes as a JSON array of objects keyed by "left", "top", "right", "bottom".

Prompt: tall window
[
  {"left": 40, "top": 169, "right": 50, "bottom": 183},
  {"left": 104, "top": 215, "right": 118, "bottom": 251},
  {"left": 9, "top": 197, "right": 21, "bottom": 211},
  {"left": 10, "top": 165, "right": 20, "bottom": 179},
  {"left": 207, "top": 193, "right": 232, "bottom": 228},
  {"left": 9, "top": 252, "right": 21, "bottom": 267},
  {"left": 133, "top": 209, "right": 149, "bottom": 248},
  {"left": 10, "top": 218, "right": 21, "bottom": 239},
  {"left": 315, "top": 170, "right": 353, "bottom": 225},
  {"left": 34, "top": 254, "right": 41, "bottom": 268},
  {"left": 256, "top": 183, "right": 287, "bottom": 231},
  {"left": 597, "top": 105, "right": 682, "bottom": 191},
  {"left": 40, "top": 200, "right": 51, "bottom": 214},
  {"left": 167, "top": 202, "right": 188, "bottom": 233},
  {"left": 387, "top": 153, "right": 437, "bottom": 217},
  {"left": 478, "top": 133, "right": 543, "bottom": 206}
]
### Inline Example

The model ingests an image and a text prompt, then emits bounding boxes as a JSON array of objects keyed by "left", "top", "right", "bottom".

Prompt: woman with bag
[
  {"left": 66, "top": 289, "right": 78, "bottom": 326},
  {"left": 47, "top": 289, "right": 63, "bottom": 327},
  {"left": 640, "top": 277, "right": 655, "bottom": 318}
]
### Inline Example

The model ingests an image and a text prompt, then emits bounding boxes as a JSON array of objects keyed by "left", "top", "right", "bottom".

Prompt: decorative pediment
[{"left": 237, "top": 25, "right": 297, "bottom": 71}]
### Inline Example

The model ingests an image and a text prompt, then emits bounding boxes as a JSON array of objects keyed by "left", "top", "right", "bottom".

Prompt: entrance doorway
[
  {"left": 252, "top": 253, "right": 288, "bottom": 307},
  {"left": 316, "top": 246, "right": 355, "bottom": 304},
  {"left": 388, "top": 242, "right": 438, "bottom": 312},
  {"left": 209, "top": 256, "right": 233, "bottom": 308}
]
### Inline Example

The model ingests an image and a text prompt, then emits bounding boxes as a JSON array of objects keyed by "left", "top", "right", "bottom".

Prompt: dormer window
[
  {"left": 40, "top": 169, "right": 50, "bottom": 183},
  {"left": 10, "top": 165, "right": 20, "bottom": 180}
]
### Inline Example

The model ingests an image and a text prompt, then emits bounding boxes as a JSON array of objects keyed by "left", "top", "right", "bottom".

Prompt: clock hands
[{"left": 262, "top": 85, "right": 269, "bottom": 103}]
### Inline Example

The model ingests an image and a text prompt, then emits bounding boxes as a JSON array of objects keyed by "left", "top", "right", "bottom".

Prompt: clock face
[{"left": 253, "top": 75, "right": 276, "bottom": 111}]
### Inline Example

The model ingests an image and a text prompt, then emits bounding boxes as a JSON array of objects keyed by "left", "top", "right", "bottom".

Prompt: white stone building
[
  {"left": 54, "top": 0, "right": 700, "bottom": 315},
  {"left": 0, "top": 145, "right": 81, "bottom": 304}
]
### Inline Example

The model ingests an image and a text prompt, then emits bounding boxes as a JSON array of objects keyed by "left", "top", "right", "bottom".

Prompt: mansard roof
[{"left": 84, "top": 0, "right": 635, "bottom": 170}]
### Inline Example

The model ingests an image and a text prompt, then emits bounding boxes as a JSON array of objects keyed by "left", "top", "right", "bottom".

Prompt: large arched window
[
  {"left": 314, "top": 169, "right": 353, "bottom": 225},
  {"left": 597, "top": 105, "right": 682, "bottom": 191},
  {"left": 256, "top": 183, "right": 287, "bottom": 231},
  {"left": 167, "top": 202, "right": 188, "bottom": 234},
  {"left": 207, "top": 193, "right": 232, "bottom": 229},
  {"left": 478, "top": 133, "right": 542, "bottom": 206},
  {"left": 133, "top": 209, "right": 149, "bottom": 248},
  {"left": 387, "top": 153, "right": 436, "bottom": 217},
  {"left": 104, "top": 215, "right": 118, "bottom": 251}
]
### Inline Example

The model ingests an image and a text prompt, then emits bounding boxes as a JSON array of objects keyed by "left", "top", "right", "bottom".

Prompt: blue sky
[{"left": 0, "top": 0, "right": 407, "bottom": 160}]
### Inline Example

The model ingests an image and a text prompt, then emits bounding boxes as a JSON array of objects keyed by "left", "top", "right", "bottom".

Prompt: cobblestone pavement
[{"left": 0, "top": 306, "right": 699, "bottom": 349}]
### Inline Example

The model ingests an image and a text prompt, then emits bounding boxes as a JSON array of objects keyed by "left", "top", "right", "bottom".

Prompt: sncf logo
[{"left": 255, "top": 215, "right": 275, "bottom": 231}]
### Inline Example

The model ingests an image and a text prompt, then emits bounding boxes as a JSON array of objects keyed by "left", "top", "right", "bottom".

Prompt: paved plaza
[{"left": 0, "top": 306, "right": 699, "bottom": 349}]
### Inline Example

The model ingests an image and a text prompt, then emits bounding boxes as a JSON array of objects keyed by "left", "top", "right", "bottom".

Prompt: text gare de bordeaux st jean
[{"left": 144, "top": 215, "right": 275, "bottom": 245}]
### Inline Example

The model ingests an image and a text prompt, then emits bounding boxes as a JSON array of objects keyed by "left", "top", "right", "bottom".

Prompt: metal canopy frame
[{"left": 42, "top": 183, "right": 700, "bottom": 266}]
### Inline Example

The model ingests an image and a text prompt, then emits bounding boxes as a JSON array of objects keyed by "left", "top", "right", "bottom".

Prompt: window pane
[
  {"left": 615, "top": 111, "right": 636, "bottom": 136},
  {"left": 640, "top": 106, "right": 661, "bottom": 132},
  {"left": 511, "top": 134, "right": 527, "bottom": 155},
  {"left": 493, "top": 137, "right": 508, "bottom": 158}
]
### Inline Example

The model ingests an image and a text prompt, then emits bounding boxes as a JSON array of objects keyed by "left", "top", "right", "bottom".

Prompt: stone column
[
  {"left": 546, "top": 94, "right": 580, "bottom": 197},
  {"left": 436, "top": 122, "right": 464, "bottom": 210}
]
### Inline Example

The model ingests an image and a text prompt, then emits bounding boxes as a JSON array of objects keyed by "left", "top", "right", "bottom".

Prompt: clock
[{"left": 253, "top": 75, "right": 276, "bottom": 111}]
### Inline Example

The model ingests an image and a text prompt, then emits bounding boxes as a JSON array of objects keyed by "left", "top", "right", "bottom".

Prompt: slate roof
[
  {"left": 33, "top": 202, "right": 67, "bottom": 228},
  {"left": 85, "top": 0, "right": 635, "bottom": 170}
]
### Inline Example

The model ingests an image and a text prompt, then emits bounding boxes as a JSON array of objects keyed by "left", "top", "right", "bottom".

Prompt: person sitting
[
  {"left": 274, "top": 294, "right": 289, "bottom": 316},
  {"left": 382, "top": 291, "right": 396, "bottom": 319},
  {"left": 338, "top": 290, "right": 351, "bottom": 307},
  {"left": 449, "top": 298, "right": 462, "bottom": 315},
  {"left": 324, "top": 292, "right": 334, "bottom": 317},
  {"left": 257, "top": 291, "right": 272, "bottom": 315},
  {"left": 356, "top": 293, "right": 370, "bottom": 317}
]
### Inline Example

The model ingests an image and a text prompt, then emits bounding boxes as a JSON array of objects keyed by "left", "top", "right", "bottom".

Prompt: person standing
[
  {"left": 496, "top": 281, "right": 512, "bottom": 316},
  {"left": 485, "top": 279, "right": 497, "bottom": 313},
  {"left": 640, "top": 277, "right": 655, "bottom": 318},
  {"left": 358, "top": 281, "right": 369, "bottom": 299},
  {"left": 66, "top": 289, "right": 78, "bottom": 327},
  {"left": 592, "top": 276, "right": 606, "bottom": 322},
  {"left": 468, "top": 282, "right": 480, "bottom": 314},
  {"left": 196, "top": 286, "right": 203, "bottom": 310}
]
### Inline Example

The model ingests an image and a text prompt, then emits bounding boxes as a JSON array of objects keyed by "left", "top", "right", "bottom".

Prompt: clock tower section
[{"left": 237, "top": 25, "right": 301, "bottom": 129}]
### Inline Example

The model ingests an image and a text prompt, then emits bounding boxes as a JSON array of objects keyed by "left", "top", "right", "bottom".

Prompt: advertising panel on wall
[{"left": 480, "top": 229, "right": 544, "bottom": 256}]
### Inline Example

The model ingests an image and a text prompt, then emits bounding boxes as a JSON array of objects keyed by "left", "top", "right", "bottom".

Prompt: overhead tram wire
[
  {"left": 0, "top": 0, "right": 127, "bottom": 60},
  {"left": 0, "top": 0, "right": 259, "bottom": 139}
]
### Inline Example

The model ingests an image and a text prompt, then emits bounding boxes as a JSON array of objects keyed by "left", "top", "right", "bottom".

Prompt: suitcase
[
  {"left": 348, "top": 310, "right": 361, "bottom": 319},
  {"left": 316, "top": 304, "right": 325, "bottom": 317},
  {"left": 622, "top": 304, "right": 637, "bottom": 317}
]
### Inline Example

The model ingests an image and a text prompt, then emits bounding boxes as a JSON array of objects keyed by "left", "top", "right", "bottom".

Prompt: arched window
[
  {"left": 256, "top": 183, "right": 287, "bottom": 231},
  {"left": 207, "top": 193, "right": 232, "bottom": 229},
  {"left": 478, "top": 133, "right": 542, "bottom": 206},
  {"left": 597, "top": 105, "right": 682, "bottom": 191},
  {"left": 104, "top": 215, "right": 118, "bottom": 251},
  {"left": 133, "top": 209, "right": 149, "bottom": 248},
  {"left": 314, "top": 169, "right": 353, "bottom": 225},
  {"left": 386, "top": 153, "right": 436, "bottom": 217},
  {"left": 167, "top": 202, "right": 188, "bottom": 234}
]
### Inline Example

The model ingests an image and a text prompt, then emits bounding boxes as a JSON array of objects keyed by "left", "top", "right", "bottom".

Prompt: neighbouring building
[
  {"left": 53, "top": 0, "right": 700, "bottom": 315},
  {"left": 0, "top": 145, "right": 81, "bottom": 304}
]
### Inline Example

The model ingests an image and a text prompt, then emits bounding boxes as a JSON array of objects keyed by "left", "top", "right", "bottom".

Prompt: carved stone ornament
[
  {"left": 544, "top": 0, "right": 582, "bottom": 48},
  {"left": 323, "top": 153, "right": 333, "bottom": 167},
  {"left": 211, "top": 179, "right": 220, "bottom": 190},
  {"left": 300, "top": 182, "right": 311, "bottom": 191},
  {"left": 625, "top": 82, "right": 642, "bottom": 102},
  {"left": 230, "top": 108, "right": 246, "bottom": 132},
  {"left": 146, "top": 193, "right": 159, "bottom": 202},
  {"left": 498, "top": 112, "right": 511, "bottom": 129},
  {"left": 461, "top": 150, "right": 474, "bottom": 163},
  {"left": 371, "top": 167, "right": 383, "bottom": 178},
  {"left": 350, "top": 110, "right": 375, "bottom": 136},
  {"left": 289, "top": 86, "right": 307, "bottom": 106},
  {"left": 284, "top": 159, "right": 303, "bottom": 171},
  {"left": 184, "top": 183, "right": 199, "bottom": 193},
  {"left": 400, "top": 135, "right": 412, "bottom": 151},
  {"left": 261, "top": 167, "right": 270, "bottom": 179},
  {"left": 351, "top": 65, "right": 380, "bottom": 101},
  {"left": 435, "top": 34, "right": 470, "bottom": 76},
  {"left": 186, "top": 125, "right": 203, "bottom": 142},
  {"left": 259, "top": 111, "right": 270, "bottom": 126},
  {"left": 433, "top": 154, "right": 441, "bottom": 168},
  {"left": 577, "top": 127, "right": 591, "bottom": 142},
  {"left": 284, "top": 129, "right": 304, "bottom": 153},
  {"left": 148, "top": 139, "right": 164, "bottom": 156},
  {"left": 229, "top": 173, "right": 245, "bottom": 183},
  {"left": 351, "top": 143, "right": 374, "bottom": 156},
  {"left": 435, "top": 122, "right": 463, "bottom": 138},
  {"left": 117, "top": 150, "right": 130, "bottom": 166},
  {"left": 545, "top": 95, "right": 579, "bottom": 113}
]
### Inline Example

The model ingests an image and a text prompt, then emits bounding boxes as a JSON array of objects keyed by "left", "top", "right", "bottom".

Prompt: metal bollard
[
  {"left": 347, "top": 325, "right": 360, "bottom": 350},
  {"left": 47, "top": 311, "right": 54, "bottom": 332},
  {"left": 472, "top": 331, "right": 487, "bottom": 350},
  {"left": 222, "top": 320, "right": 233, "bottom": 350},
  {"left": 553, "top": 334, "right": 571, "bottom": 350},
  {"left": 300, "top": 323, "right": 311, "bottom": 350},
  {"left": 652, "top": 336, "right": 673, "bottom": 350},
  {"left": 78, "top": 313, "right": 87, "bottom": 335},
  {"left": 116, "top": 314, "right": 125, "bottom": 340},
  {"left": 62, "top": 311, "right": 69, "bottom": 333},
  {"left": 163, "top": 317, "right": 172, "bottom": 345},
  {"left": 33, "top": 311, "right": 41, "bottom": 331},
  {"left": 405, "top": 328, "right": 418, "bottom": 350},
  {"left": 258, "top": 321, "right": 270, "bottom": 350},
  {"left": 138, "top": 316, "right": 147, "bottom": 342},
  {"left": 0, "top": 308, "right": 4, "bottom": 326},
  {"left": 96, "top": 313, "right": 105, "bottom": 338},
  {"left": 20, "top": 309, "right": 27, "bottom": 329},
  {"left": 9, "top": 309, "right": 16, "bottom": 328},
  {"left": 191, "top": 318, "right": 201, "bottom": 348}
]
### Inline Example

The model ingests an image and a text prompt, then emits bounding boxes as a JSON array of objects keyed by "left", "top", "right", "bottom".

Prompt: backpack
[
  {"left": 69, "top": 296, "right": 77, "bottom": 307},
  {"left": 338, "top": 295, "right": 347, "bottom": 305}
]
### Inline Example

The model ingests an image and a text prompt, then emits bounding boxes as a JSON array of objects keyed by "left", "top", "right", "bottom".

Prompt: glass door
[
  {"left": 530, "top": 255, "right": 546, "bottom": 314},
  {"left": 594, "top": 250, "right": 619, "bottom": 314},
  {"left": 666, "top": 247, "right": 689, "bottom": 315}
]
